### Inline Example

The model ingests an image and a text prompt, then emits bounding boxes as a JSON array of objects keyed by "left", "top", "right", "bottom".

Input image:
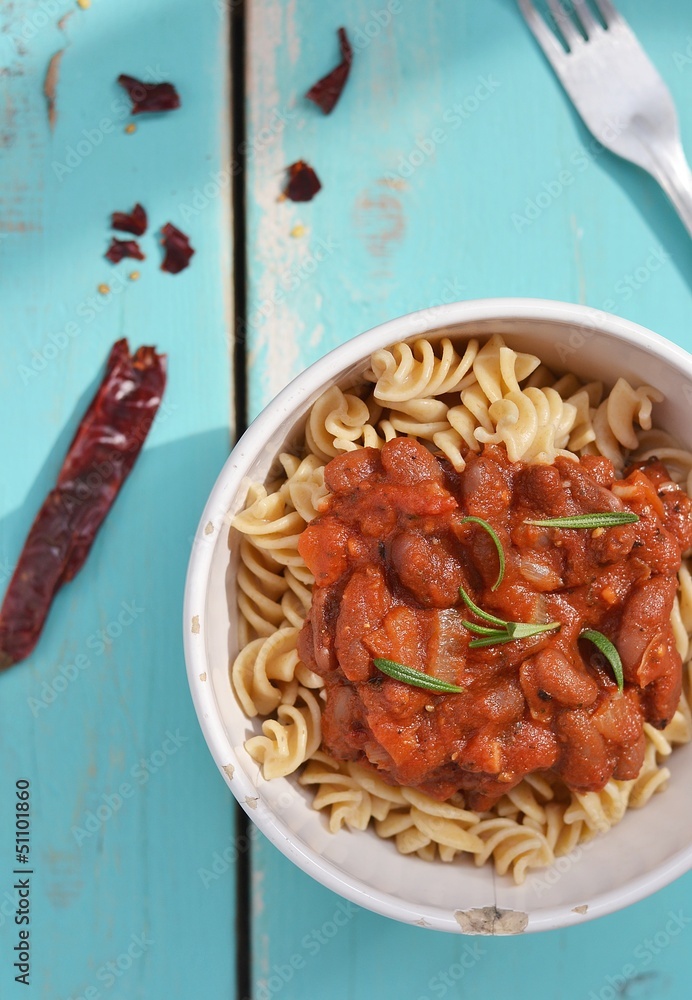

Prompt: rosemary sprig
[
  {"left": 580, "top": 629, "right": 624, "bottom": 692},
  {"left": 373, "top": 658, "right": 464, "bottom": 694},
  {"left": 458, "top": 587, "right": 507, "bottom": 628},
  {"left": 525, "top": 512, "right": 639, "bottom": 529},
  {"left": 458, "top": 516, "right": 505, "bottom": 590},
  {"left": 459, "top": 586, "right": 560, "bottom": 648}
]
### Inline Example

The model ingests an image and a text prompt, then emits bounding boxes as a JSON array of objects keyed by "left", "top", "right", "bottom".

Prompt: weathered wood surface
[
  {"left": 246, "top": 2, "right": 692, "bottom": 999},
  {"left": 0, "top": 1, "right": 235, "bottom": 997}
]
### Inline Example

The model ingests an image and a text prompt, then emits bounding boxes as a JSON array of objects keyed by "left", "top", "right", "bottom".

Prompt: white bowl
[{"left": 184, "top": 298, "right": 692, "bottom": 935}]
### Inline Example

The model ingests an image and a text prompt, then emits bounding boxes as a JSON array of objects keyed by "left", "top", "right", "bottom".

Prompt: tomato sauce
[{"left": 297, "top": 439, "right": 692, "bottom": 810}]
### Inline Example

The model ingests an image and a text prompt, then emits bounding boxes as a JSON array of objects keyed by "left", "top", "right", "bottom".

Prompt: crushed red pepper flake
[
  {"left": 306, "top": 27, "right": 353, "bottom": 114},
  {"left": 0, "top": 339, "right": 166, "bottom": 669},
  {"left": 283, "top": 160, "right": 322, "bottom": 203},
  {"left": 160, "top": 222, "right": 194, "bottom": 274},
  {"left": 117, "top": 74, "right": 181, "bottom": 115},
  {"left": 105, "top": 238, "right": 145, "bottom": 264},
  {"left": 111, "top": 203, "right": 148, "bottom": 236}
]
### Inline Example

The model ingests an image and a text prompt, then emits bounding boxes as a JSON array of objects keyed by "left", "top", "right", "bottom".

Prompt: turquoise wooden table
[{"left": 1, "top": 1, "right": 691, "bottom": 998}]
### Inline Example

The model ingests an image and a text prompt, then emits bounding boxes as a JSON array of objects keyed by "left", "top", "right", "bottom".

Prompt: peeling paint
[
  {"left": 44, "top": 48, "right": 66, "bottom": 131},
  {"left": 245, "top": 795, "right": 259, "bottom": 809},
  {"left": 222, "top": 763, "right": 234, "bottom": 780},
  {"left": 191, "top": 615, "right": 200, "bottom": 634},
  {"left": 199, "top": 672, "right": 207, "bottom": 682},
  {"left": 572, "top": 904, "right": 588, "bottom": 915},
  {"left": 354, "top": 187, "right": 406, "bottom": 261},
  {"left": 454, "top": 906, "right": 528, "bottom": 936},
  {"left": 204, "top": 520, "right": 214, "bottom": 535}
]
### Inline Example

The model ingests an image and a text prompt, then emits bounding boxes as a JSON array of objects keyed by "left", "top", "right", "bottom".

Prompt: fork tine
[
  {"left": 546, "top": 0, "right": 583, "bottom": 50},
  {"left": 517, "top": 0, "right": 567, "bottom": 64},
  {"left": 572, "top": 0, "right": 600, "bottom": 37},
  {"left": 590, "top": 0, "right": 623, "bottom": 27}
]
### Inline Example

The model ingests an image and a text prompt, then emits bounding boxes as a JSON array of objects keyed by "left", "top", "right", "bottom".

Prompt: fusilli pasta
[{"left": 230, "top": 334, "right": 692, "bottom": 884}]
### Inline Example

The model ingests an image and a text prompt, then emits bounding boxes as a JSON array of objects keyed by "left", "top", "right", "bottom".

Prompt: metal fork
[{"left": 517, "top": 0, "right": 692, "bottom": 236}]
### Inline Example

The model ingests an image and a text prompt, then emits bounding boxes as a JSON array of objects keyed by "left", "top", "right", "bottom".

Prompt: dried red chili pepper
[
  {"left": 112, "top": 203, "right": 148, "bottom": 236},
  {"left": 283, "top": 160, "right": 322, "bottom": 202},
  {"left": 306, "top": 27, "right": 353, "bottom": 114},
  {"left": 160, "top": 222, "right": 195, "bottom": 274},
  {"left": 0, "top": 340, "right": 166, "bottom": 669},
  {"left": 105, "top": 238, "right": 145, "bottom": 264},
  {"left": 117, "top": 74, "right": 181, "bottom": 114}
]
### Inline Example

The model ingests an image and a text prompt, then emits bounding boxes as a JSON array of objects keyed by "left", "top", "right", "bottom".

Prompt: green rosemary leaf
[
  {"left": 580, "top": 630, "right": 624, "bottom": 692},
  {"left": 459, "top": 516, "right": 506, "bottom": 590},
  {"left": 468, "top": 635, "right": 518, "bottom": 649},
  {"left": 525, "top": 512, "right": 639, "bottom": 529},
  {"left": 458, "top": 587, "right": 508, "bottom": 628},
  {"left": 461, "top": 619, "right": 504, "bottom": 637},
  {"left": 373, "top": 658, "right": 464, "bottom": 694}
]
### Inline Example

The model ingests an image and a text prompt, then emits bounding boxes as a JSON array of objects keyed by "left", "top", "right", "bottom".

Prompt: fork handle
[{"left": 650, "top": 139, "right": 692, "bottom": 238}]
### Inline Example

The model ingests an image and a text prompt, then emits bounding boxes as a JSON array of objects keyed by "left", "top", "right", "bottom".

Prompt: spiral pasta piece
[
  {"left": 232, "top": 626, "right": 304, "bottom": 717},
  {"left": 233, "top": 487, "right": 306, "bottom": 567},
  {"left": 279, "top": 453, "right": 329, "bottom": 523},
  {"left": 236, "top": 539, "right": 288, "bottom": 639},
  {"left": 465, "top": 336, "right": 541, "bottom": 403},
  {"left": 368, "top": 337, "right": 479, "bottom": 402},
  {"left": 305, "top": 385, "right": 371, "bottom": 461},
  {"left": 606, "top": 379, "right": 664, "bottom": 450},
  {"left": 468, "top": 817, "right": 554, "bottom": 883},
  {"left": 564, "top": 780, "right": 633, "bottom": 833},
  {"left": 475, "top": 387, "right": 577, "bottom": 464},
  {"left": 245, "top": 686, "right": 322, "bottom": 779}
]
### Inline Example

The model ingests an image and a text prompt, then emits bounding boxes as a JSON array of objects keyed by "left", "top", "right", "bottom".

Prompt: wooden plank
[
  {"left": 246, "top": 0, "right": 692, "bottom": 997},
  {"left": 0, "top": 1, "right": 236, "bottom": 997}
]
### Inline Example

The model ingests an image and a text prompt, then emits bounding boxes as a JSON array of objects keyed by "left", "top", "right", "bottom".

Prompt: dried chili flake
[
  {"left": 117, "top": 74, "right": 181, "bottom": 115},
  {"left": 283, "top": 161, "right": 322, "bottom": 203},
  {"left": 160, "top": 223, "right": 195, "bottom": 274},
  {"left": 111, "top": 203, "right": 148, "bottom": 236},
  {"left": 0, "top": 340, "right": 166, "bottom": 669},
  {"left": 105, "top": 238, "right": 145, "bottom": 264},
  {"left": 306, "top": 27, "right": 353, "bottom": 114}
]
